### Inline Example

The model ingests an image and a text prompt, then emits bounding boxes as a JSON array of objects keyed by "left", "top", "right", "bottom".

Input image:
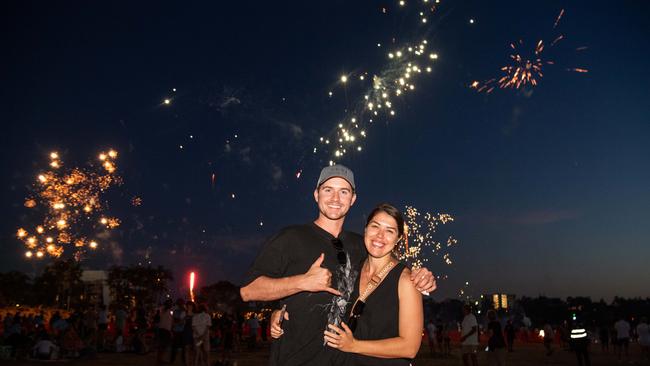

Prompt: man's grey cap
[{"left": 316, "top": 164, "right": 355, "bottom": 190}]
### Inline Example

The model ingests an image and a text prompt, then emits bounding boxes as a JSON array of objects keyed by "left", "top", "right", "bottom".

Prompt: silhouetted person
[
  {"left": 614, "top": 316, "right": 630, "bottom": 360},
  {"left": 637, "top": 317, "right": 650, "bottom": 362},
  {"left": 157, "top": 300, "right": 173, "bottom": 365},
  {"left": 32, "top": 334, "right": 58, "bottom": 360},
  {"left": 436, "top": 318, "right": 445, "bottom": 355},
  {"left": 504, "top": 319, "right": 516, "bottom": 352},
  {"left": 460, "top": 305, "right": 479, "bottom": 366},
  {"left": 569, "top": 322, "right": 590, "bottom": 366},
  {"left": 543, "top": 322, "right": 554, "bottom": 356},
  {"left": 170, "top": 298, "right": 186, "bottom": 364},
  {"left": 486, "top": 310, "right": 505, "bottom": 366},
  {"left": 598, "top": 323, "right": 609, "bottom": 352},
  {"left": 192, "top": 303, "right": 211, "bottom": 366},
  {"left": 260, "top": 316, "right": 268, "bottom": 342},
  {"left": 425, "top": 319, "right": 436, "bottom": 356}
]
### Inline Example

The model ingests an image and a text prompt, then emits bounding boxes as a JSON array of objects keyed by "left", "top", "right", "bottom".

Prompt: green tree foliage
[
  {"left": 107, "top": 265, "right": 173, "bottom": 307},
  {"left": 32, "top": 259, "right": 83, "bottom": 308},
  {"left": 199, "top": 281, "right": 244, "bottom": 314},
  {"left": 0, "top": 271, "right": 32, "bottom": 306}
]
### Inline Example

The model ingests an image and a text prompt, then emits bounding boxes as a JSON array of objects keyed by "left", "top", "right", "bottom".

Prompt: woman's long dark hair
[{"left": 365, "top": 203, "right": 405, "bottom": 237}]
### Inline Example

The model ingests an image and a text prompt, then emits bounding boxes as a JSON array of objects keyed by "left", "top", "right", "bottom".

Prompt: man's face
[{"left": 314, "top": 177, "right": 356, "bottom": 221}]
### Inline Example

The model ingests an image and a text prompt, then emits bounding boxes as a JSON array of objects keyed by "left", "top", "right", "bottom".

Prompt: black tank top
[{"left": 344, "top": 261, "right": 411, "bottom": 366}]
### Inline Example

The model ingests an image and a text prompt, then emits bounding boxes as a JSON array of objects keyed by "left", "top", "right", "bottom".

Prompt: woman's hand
[{"left": 324, "top": 322, "right": 357, "bottom": 353}]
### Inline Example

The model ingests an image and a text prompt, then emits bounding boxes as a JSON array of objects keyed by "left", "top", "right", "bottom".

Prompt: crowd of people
[
  {"left": 0, "top": 301, "right": 272, "bottom": 365},
  {"left": 421, "top": 308, "right": 650, "bottom": 366}
]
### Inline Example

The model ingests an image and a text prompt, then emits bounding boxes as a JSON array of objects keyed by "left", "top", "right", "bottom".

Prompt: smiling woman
[{"left": 324, "top": 203, "right": 423, "bottom": 365}]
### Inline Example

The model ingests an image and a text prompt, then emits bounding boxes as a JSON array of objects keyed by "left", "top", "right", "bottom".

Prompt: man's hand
[
  {"left": 270, "top": 309, "right": 289, "bottom": 339},
  {"left": 300, "top": 253, "right": 342, "bottom": 296},
  {"left": 410, "top": 267, "right": 436, "bottom": 294}
]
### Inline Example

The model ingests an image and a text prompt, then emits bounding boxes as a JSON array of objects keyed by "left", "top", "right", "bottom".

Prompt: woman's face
[{"left": 364, "top": 211, "right": 400, "bottom": 259}]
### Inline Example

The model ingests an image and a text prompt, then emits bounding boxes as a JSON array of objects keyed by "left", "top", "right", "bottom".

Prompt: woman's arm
[{"left": 324, "top": 268, "right": 423, "bottom": 359}]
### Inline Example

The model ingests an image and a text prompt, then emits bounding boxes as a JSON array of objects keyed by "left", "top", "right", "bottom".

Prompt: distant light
[
  {"left": 430, "top": 53, "right": 438, "bottom": 60},
  {"left": 164, "top": 99, "right": 171, "bottom": 105},
  {"left": 340, "top": 75, "right": 348, "bottom": 83},
  {"left": 50, "top": 152, "right": 59, "bottom": 159},
  {"left": 469, "top": 18, "right": 475, "bottom": 24},
  {"left": 399, "top": 0, "right": 405, "bottom": 6}
]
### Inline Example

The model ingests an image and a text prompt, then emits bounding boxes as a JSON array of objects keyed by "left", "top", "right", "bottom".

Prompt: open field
[{"left": 1, "top": 341, "right": 648, "bottom": 366}]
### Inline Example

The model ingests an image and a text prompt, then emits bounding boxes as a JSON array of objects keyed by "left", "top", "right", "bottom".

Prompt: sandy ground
[{"left": 1, "top": 341, "right": 648, "bottom": 366}]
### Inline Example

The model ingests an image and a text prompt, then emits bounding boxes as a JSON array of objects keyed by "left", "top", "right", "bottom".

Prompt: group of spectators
[
  {"left": 0, "top": 306, "right": 113, "bottom": 360},
  {"left": 422, "top": 307, "right": 650, "bottom": 366},
  {"left": 0, "top": 301, "right": 263, "bottom": 364}
]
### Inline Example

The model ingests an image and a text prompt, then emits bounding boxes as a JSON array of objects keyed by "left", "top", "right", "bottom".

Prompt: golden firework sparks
[
  {"left": 317, "top": 0, "right": 442, "bottom": 162},
  {"left": 16, "top": 149, "right": 122, "bottom": 259},
  {"left": 396, "top": 205, "right": 458, "bottom": 277}
]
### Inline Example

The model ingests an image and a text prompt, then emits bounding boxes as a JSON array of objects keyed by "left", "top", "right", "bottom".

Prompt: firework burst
[
  {"left": 471, "top": 9, "right": 588, "bottom": 94},
  {"left": 316, "top": 0, "right": 444, "bottom": 163},
  {"left": 16, "top": 150, "right": 122, "bottom": 260},
  {"left": 397, "top": 205, "right": 458, "bottom": 279}
]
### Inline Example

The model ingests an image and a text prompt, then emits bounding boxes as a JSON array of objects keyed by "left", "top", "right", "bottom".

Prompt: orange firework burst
[
  {"left": 17, "top": 150, "right": 122, "bottom": 260},
  {"left": 471, "top": 9, "right": 588, "bottom": 94}
]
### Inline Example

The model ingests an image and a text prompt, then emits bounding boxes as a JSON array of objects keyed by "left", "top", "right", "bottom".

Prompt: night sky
[{"left": 2, "top": 1, "right": 649, "bottom": 301}]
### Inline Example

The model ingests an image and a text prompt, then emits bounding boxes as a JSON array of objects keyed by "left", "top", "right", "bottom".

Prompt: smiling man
[{"left": 240, "top": 164, "right": 436, "bottom": 366}]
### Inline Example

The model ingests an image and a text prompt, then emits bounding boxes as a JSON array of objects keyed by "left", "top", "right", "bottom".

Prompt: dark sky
[{"left": 2, "top": 0, "right": 649, "bottom": 301}]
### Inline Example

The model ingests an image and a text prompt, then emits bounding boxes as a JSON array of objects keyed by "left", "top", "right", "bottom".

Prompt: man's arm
[{"left": 240, "top": 253, "right": 341, "bottom": 301}]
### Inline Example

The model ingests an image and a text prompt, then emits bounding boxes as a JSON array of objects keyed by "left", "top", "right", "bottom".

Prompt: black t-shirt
[{"left": 244, "top": 223, "right": 365, "bottom": 366}]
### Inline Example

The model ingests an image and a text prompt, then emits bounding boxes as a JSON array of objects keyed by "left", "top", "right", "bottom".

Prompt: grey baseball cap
[{"left": 316, "top": 164, "right": 355, "bottom": 191}]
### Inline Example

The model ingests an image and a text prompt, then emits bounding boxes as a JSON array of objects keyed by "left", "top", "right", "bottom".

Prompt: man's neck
[{"left": 313, "top": 216, "right": 345, "bottom": 237}]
